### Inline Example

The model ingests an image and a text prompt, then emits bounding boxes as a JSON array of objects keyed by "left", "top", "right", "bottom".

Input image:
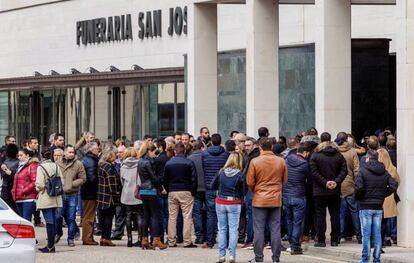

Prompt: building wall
[{"left": 0, "top": 1, "right": 397, "bottom": 79}]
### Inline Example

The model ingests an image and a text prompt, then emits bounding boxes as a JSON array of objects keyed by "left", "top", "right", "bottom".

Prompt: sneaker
[
  {"left": 340, "top": 238, "right": 346, "bottom": 243},
  {"left": 286, "top": 247, "right": 291, "bottom": 253},
  {"left": 229, "top": 256, "right": 236, "bottom": 263},
  {"left": 68, "top": 240, "right": 75, "bottom": 247},
  {"left": 241, "top": 243, "right": 254, "bottom": 250},
  {"left": 216, "top": 257, "right": 225, "bottom": 263}
]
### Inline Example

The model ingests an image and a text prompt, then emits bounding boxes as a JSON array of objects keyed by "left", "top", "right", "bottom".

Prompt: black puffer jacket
[
  {"left": 354, "top": 158, "right": 398, "bottom": 210},
  {"left": 309, "top": 142, "right": 347, "bottom": 196},
  {"left": 138, "top": 155, "right": 160, "bottom": 191}
]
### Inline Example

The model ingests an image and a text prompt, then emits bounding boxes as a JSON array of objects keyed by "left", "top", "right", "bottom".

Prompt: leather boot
[
  {"left": 153, "top": 237, "right": 168, "bottom": 250},
  {"left": 141, "top": 236, "right": 154, "bottom": 250},
  {"left": 125, "top": 210, "right": 133, "bottom": 247},
  {"left": 100, "top": 239, "right": 116, "bottom": 247}
]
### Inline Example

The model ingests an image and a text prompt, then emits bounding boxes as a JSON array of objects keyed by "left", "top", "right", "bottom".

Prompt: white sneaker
[
  {"left": 229, "top": 256, "right": 235, "bottom": 263},
  {"left": 340, "top": 238, "right": 346, "bottom": 243},
  {"left": 286, "top": 247, "right": 291, "bottom": 253},
  {"left": 216, "top": 257, "right": 225, "bottom": 263}
]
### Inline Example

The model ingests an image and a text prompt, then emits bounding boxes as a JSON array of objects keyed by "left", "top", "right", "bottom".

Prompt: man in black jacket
[
  {"left": 241, "top": 137, "right": 261, "bottom": 249},
  {"left": 164, "top": 143, "right": 198, "bottom": 248},
  {"left": 354, "top": 150, "right": 397, "bottom": 263},
  {"left": 309, "top": 132, "right": 347, "bottom": 247}
]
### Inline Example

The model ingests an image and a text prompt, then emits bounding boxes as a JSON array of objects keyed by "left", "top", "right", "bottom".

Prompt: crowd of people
[{"left": 0, "top": 126, "right": 400, "bottom": 263}]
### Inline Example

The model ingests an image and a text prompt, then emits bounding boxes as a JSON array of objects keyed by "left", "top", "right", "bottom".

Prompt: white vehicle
[{"left": 0, "top": 198, "right": 35, "bottom": 263}]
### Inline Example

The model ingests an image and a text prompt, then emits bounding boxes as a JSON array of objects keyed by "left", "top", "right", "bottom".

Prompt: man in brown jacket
[
  {"left": 55, "top": 145, "right": 87, "bottom": 247},
  {"left": 336, "top": 132, "right": 361, "bottom": 243},
  {"left": 247, "top": 138, "right": 288, "bottom": 263}
]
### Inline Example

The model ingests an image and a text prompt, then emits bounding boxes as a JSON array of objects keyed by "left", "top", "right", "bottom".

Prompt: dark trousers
[
  {"left": 304, "top": 192, "right": 316, "bottom": 237},
  {"left": 238, "top": 202, "right": 247, "bottom": 242},
  {"left": 193, "top": 191, "right": 207, "bottom": 242},
  {"left": 34, "top": 210, "right": 42, "bottom": 225},
  {"left": 253, "top": 207, "right": 281, "bottom": 263},
  {"left": 206, "top": 190, "right": 217, "bottom": 247},
  {"left": 314, "top": 195, "right": 341, "bottom": 243},
  {"left": 340, "top": 195, "right": 361, "bottom": 240},
  {"left": 100, "top": 206, "right": 116, "bottom": 240},
  {"left": 245, "top": 190, "right": 254, "bottom": 243},
  {"left": 112, "top": 205, "right": 126, "bottom": 238},
  {"left": 142, "top": 195, "right": 160, "bottom": 237},
  {"left": 125, "top": 204, "right": 143, "bottom": 240}
]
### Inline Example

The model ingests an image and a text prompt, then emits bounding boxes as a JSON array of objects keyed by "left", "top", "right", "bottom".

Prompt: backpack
[{"left": 39, "top": 164, "right": 64, "bottom": 197}]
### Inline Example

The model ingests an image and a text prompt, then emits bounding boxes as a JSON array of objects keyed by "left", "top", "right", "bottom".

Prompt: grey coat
[
  {"left": 188, "top": 150, "right": 205, "bottom": 192},
  {"left": 120, "top": 157, "right": 142, "bottom": 205}
]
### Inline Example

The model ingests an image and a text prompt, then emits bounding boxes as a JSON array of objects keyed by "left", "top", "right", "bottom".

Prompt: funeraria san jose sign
[{"left": 76, "top": 6, "right": 187, "bottom": 46}]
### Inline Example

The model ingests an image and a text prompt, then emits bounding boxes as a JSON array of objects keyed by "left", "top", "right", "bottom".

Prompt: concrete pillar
[
  {"left": 315, "top": 0, "right": 351, "bottom": 136},
  {"left": 187, "top": 3, "right": 218, "bottom": 135},
  {"left": 396, "top": 0, "right": 414, "bottom": 248},
  {"left": 246, "top": 0, "right": 279, "bottom": 137}
]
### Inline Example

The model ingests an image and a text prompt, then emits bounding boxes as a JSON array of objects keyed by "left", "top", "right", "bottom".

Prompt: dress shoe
[
  {"left": 83, "top": 240, "right": 99, "bottom": 246},
  {"left": 314, "top": 242, "right": 326, "bottom": 247},
  {"left": 38, "top": 246, "right": 55, "bottom": 253},
  {"left": 183, "top": 243, "right": 197, "bottom": 248}
]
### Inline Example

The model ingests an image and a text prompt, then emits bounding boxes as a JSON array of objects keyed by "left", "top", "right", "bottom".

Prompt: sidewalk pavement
[{"left": 303, "top": 240, "right": 414, "bottom": 263}]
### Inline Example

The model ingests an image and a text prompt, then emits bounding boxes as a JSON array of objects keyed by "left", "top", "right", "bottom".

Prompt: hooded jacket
[
  {"left": 12, "top": 158, "right": 39, "bottom": 201},
  {"left": 81, "top": 153, "right": 99, "bottom": 200},
  {"left": 120, "top": 157, "right": 142, "bottom": 205},
  {"left": 309, "top": 142, "right": 347, "bottom": 196},
  {"left": 56, "top": 156, "right": 86, "bottom": 196},
  {"left": 164, "top": 154, "right": 198, "bottom": 195},
  {"left": 283, "top": 153, "right": 311, "bottom": 198},
  {"left": 337, "top": 142, "right": 360, "bottom": 197},
  {"left": 202, "top": 145, "right": 229, "bottom": 191},
  {"left": 354, "top": 158, "right": 398, "bottom": 210},
  {"left": 210, "top": 168, "right": 245, "bottom": 201}
]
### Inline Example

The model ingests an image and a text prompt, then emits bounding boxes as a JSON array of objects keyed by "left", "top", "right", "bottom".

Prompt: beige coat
[
  {"left": 56, "top": 157, "right": 86, "bottom": 196},
  {"left": 35, "top": 160, "right": 63, "bottom": 210},
  {"left": 338, "top": 143, "right": 360, "bottom": 197},
  {"left": 383, "top": 166, "right": 400, "bottom": 218}
]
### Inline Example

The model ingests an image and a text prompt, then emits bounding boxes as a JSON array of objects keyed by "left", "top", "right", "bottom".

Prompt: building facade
[{"left": 1, "top": 0, "right": 414, "bottom": 247}]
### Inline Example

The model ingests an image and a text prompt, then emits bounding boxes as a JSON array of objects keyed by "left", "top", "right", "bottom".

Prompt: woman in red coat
[{"left": 12, "top": 148, "right": 38, "bottom": 222}]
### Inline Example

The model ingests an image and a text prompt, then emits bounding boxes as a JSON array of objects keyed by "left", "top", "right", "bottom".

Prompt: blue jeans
[
  {"left": 42, "top": 208, "right": 58, "bottom": 225},
  {"left": 193, "top": 191, "right": 207, "bottom": 242},
  {"left": 76, "top": 193, "right": 83, "bottom": 217},
  {"left": 359, "top": 209, "right": 383, "bottom": 263},
  {"left": 245, "top": 190, "right": 254, "bottom": 243},
  {"left": 16, "top": 201, "right": 36, "bottom": 222},
  {"left": 386, "top": 217, "right": 397, "bottom": 241},
  {"left": 216, "top": 204, "right": 241, "bottom": 258},
  {"left": 340, "top": 195, "right": 361, "bottom": 240},
  {"left": 206, "top": 190, "right": 217, "bottom": 247},
  {"left": 283, "top": 196, "right": 306, "bottom": 249},
  {"left": 56, "top": 195, "right": 77, "bottom": 241}
]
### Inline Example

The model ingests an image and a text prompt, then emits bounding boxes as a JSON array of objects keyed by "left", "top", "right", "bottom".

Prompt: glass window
[
  {"left": 0, "top": 92, "right": 9, "bottom": 145},
  {"left": 218, "top": 51, "right": 247, "bottom": 138},
  {"left": 279, "top": 44, "right": 315, "bottom": 138},
  {"left": 144, "top": 82, "right": 186, "bottom": 137}
]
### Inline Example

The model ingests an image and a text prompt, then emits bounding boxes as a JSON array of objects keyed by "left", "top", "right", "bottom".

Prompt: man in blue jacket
[
  {"left": 164, "top": 143, "right": 198, "bottom": 248},
  {"left": 283, "top": 142, "right": 311, "bottom": 255},
  {"left": 202, "top": 133, "right": 229, "bottom": 248}
]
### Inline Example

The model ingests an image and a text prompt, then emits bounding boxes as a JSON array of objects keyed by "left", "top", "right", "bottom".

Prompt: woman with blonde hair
[
  {"left": 210, "top": 152, "right": 245, "bottom": 263},
  {"left": 120, "top": 147, "right": 143, "bottom": 247},
  {"left": 378, "top": 148, "right": 400, "bottom": 246}
]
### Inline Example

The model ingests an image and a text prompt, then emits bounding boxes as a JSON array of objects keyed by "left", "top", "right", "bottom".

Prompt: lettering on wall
[{"left": 76, "top": 6, "right": 188, "bottom": 46}]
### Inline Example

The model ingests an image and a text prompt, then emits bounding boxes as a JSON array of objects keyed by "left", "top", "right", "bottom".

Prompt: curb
[{"left": 304, "top": 245, "right": 411, "bottom": 263}]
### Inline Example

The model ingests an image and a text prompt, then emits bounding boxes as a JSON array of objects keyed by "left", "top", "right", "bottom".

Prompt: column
[
  {"left": 187, "top": 3, "right": 218, "bottom": 135},
  {"left": 315, "top": 0, "right": 351, "bottom": 136},
  {"left": 396, "top": 0, "right": 414, "bottom": 248},
  {"left": 246, "top": 0, "right": 279, "bottom": 137}
]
